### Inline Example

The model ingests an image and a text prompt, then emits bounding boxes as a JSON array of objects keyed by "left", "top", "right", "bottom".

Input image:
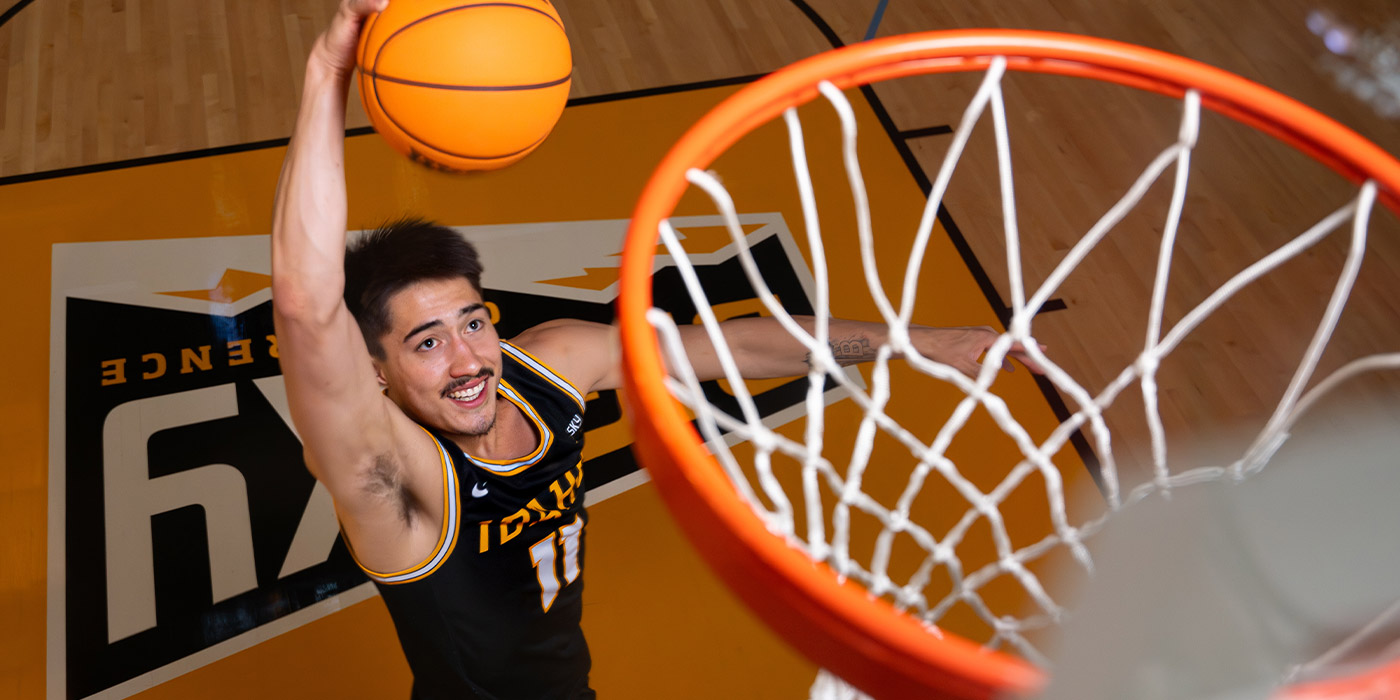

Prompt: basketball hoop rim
[{"left": 617, "top": 29, "right": 1400, "bottom": 699}]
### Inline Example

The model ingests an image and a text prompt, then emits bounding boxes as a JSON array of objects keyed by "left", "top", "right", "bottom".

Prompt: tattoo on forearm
[
  {"left": 805, "top": 335, "right": 878, "bottom": 368},
  {"left": 832, "top": 336, "right": 877, "bottom": 366}
]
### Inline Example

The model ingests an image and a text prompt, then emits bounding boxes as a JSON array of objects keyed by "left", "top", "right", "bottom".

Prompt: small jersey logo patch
[
  {"left": 566, "top": 414, "right": 583, "bottom": 436},
  {"left": 471, "top": 483, "right": 490, "bottom": 498}
]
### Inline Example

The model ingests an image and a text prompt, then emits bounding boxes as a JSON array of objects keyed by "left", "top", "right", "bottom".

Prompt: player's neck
[{"left": 454, "top": 398, "right": 537, "bottom": 462}]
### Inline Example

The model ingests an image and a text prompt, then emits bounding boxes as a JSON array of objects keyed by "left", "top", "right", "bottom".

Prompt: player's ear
[{"left": 372, "top": 361, "right": 389, "bottom": 388}]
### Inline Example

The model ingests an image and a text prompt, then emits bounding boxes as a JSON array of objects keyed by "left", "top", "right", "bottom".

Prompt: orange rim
[
  {"left": 1283, "top": 661, "right": 1400, "bottom": 700},
  {"left": 617, "top": 29, "right": 1400, "bottom": 699}
]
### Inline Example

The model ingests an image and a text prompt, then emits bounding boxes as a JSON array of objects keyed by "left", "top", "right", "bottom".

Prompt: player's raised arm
[{"left": 270, "top": 0, "right": 439, "bottom": 563}]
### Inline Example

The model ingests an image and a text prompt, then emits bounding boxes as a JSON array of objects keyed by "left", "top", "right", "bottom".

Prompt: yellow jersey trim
[{"left": 463, "top": 380, "right": 553, "bottom": 476}]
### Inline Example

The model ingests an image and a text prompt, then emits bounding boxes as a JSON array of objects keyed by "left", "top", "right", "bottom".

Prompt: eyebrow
[{"left": 402, "top": 303, "right": 487, "bottom": 344}]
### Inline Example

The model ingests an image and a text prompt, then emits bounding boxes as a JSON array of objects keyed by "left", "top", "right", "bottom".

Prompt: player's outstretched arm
[
  {"left": 510, "top": 317, "right": 1043, "bottom": 398},
  {"left": 270, "top": 0, "right": 441, "bottom": 569},
  {"left": 674, "top": 317, "right": 1045, "bottom": 380}
]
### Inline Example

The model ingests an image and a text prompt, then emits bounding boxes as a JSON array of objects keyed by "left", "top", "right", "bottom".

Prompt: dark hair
[{"left": 344, "top": 217, "right": 484, "bottom": 359}]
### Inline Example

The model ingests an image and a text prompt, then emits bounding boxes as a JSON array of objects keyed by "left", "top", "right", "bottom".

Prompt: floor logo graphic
[{"left": 48, "top": 215, "right": 844, "bottom": 699}]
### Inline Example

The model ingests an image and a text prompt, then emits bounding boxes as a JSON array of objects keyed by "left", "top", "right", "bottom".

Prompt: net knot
[
  {"left": 1135, "top": 352, "right": 1161, "bottom": 375},
  {"left": 887, "top": 325, "right": 912, "bottom": 353},
  {"left": 931, "top": 544, "right": 953, "bottom": 564},
  {"left": 753, "top": 430, "right": 779, "bottom": 453},
  {"left": 993, "top": 616, "right": 1019, "bottom": 635}
]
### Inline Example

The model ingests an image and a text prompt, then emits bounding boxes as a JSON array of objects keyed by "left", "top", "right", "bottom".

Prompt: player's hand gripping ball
[{"left": 357, "top": 0, "right": 572, "bottom": 172}]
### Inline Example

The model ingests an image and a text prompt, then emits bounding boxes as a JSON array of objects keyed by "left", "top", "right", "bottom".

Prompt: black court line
[
  {"left": 899, "top": 125, "right": 954, "bottom": 139},
  {"left": 0, "top": 75, "right": 765, "bottom": 188},
  {"left": 0, "top": 0, "right": 38, "bottom": 31},
  {"left": 787, "top": 0, "right": 1104, "bottom": 492},
  {"left": 0, "top": 135, "right": 316, "bottom": 188},
  {"left": 568, "top": 74, "right": 763, "bottom": 106},
  {"left": 787, "top": 0, "right": 845, "bottom": 49}
]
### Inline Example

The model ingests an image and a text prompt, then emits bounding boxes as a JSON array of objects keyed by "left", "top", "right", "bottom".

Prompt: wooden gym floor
[
  {"left": 3, "top": 1, "right": 1398, "bottom": 698},
  {"left": 5, "top": 0, "right": 1397, "bottom": 444}
]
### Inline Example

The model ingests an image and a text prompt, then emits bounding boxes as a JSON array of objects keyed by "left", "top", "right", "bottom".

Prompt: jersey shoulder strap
[{"left": 499, "top": 340, "right": 586, "bottom": 410}]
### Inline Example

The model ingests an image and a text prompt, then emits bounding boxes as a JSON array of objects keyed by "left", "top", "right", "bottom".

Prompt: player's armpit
[
  {"left": 307, "top": 406, "right": 451, "bottom": 575},
  {"left": 272, "top": 301, "right": 447, "bottom": 553}
]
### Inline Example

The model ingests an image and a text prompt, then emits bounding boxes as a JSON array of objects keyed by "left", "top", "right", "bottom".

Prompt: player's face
[{"left": 378, "top": 277, "right": 502, "bottom": 441}]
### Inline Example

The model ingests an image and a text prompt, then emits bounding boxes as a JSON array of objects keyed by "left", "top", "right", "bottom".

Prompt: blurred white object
[
  {"left": 1041, "top": 409, "right": 1400, "bottom": 699},
  {"left": 1308, "top": 10, "right": 1400, "bottom": 119}
]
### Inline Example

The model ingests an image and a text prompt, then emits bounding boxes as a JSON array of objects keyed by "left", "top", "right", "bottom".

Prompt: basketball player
[{"left": 271, "top": 1, "right": 1043, "bottom": 698}]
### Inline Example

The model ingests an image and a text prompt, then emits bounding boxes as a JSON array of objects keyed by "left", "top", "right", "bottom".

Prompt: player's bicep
[{"left": 520, "top": 318, "right": 748, "bottom": 393}]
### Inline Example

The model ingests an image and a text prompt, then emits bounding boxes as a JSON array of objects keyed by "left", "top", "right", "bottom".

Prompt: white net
[{"left": 638, "top": 55, "right": 1400, "bottom": 694}]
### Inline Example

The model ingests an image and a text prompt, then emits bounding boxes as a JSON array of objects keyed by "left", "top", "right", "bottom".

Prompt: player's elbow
[{"left": 272, "top": 279, "right": 344, "bottom": 328}]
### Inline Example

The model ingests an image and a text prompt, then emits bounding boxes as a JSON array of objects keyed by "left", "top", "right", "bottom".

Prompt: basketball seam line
[
  {"left": 362, "top": 70, "right": 573, "bottom": 92},
  {"left": 364, "top": 70, "right": 556, "bottom": 162},
  {"left": 358, "top": 11, "right": 380, "bottom": 69}
]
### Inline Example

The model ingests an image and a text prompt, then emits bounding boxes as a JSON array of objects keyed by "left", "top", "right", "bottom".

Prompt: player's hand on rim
[{"left": 914, "top": 325, "right": 1047, "bottom": 378}]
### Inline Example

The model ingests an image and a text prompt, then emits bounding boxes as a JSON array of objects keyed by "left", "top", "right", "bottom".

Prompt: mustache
[{"left": 440, "top": 369, "right": 495, "bottom": 398}]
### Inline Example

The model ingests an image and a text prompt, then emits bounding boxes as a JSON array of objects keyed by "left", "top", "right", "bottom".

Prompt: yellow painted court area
[{"left": 2, "top": 76, "right": 1091, "bottom": 698}]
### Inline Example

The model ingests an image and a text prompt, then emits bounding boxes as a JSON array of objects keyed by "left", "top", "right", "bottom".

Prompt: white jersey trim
[{"left": 500, "top": 341, "right": 586, "bottom": 409}]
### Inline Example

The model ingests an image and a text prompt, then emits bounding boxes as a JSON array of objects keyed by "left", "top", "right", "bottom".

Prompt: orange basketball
[{"left": 356, "top": 0, "right": 572, "bottom": 172}]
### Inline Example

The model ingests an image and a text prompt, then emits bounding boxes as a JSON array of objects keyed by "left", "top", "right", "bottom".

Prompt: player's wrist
[
  {"left": 305, "top": 35, "right": 358, "bottom": 84},
  {"left": 310, "top": 0, "right": 385, "bottom": 79}
]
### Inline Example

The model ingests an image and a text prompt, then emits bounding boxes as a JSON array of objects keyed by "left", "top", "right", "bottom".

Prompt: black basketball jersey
[{"left": 350, "top": 341, "right": 593, "bottom": 700}]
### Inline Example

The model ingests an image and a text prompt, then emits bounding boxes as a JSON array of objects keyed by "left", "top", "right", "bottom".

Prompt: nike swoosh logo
[{"left": 472, "top": 483, "right": 489, "bottom": 498}]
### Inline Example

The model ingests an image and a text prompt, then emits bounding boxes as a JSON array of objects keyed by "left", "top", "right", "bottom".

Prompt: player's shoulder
[
  {"left": 511, "top": 317, "right": 609, "bottom": 340},
  {"left": 506, "top": 319, "right": 618, "bottom": 395},
  {"left": 508, "top": 318, "right": 613, "bottom": 356}
]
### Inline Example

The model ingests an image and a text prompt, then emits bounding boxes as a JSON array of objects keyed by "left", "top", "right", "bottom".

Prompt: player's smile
[{"left": 443, "top": 370, "right": 494, "bottom": 409}]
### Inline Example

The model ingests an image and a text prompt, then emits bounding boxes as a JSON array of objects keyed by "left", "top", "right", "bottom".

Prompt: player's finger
[
  {"left": 1002, "top": 341, "right": 1050, "bottom": 374},
  {"left": 341, "top": 0, "right": 388, "bottom": 18},
  {"left": 1009, "top": 351, "right": 1048, "bottom": 375},
  {"left": 316, "top": 0, "right": 388, "bottom": 72},
  {"left": 949, "top": 359, "right": 979, "bottom": 379}
]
